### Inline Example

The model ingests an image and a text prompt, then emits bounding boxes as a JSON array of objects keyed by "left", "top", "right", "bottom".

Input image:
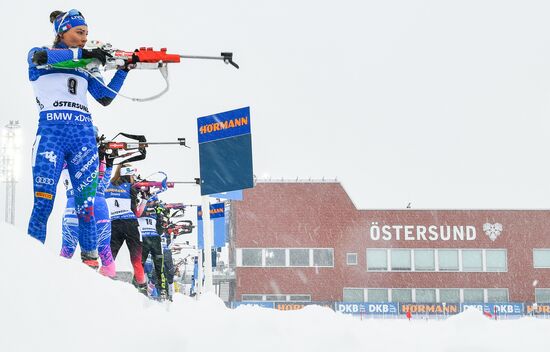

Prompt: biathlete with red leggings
[{"left": 105, "top": 164, "right": 146, "bottom": 290}]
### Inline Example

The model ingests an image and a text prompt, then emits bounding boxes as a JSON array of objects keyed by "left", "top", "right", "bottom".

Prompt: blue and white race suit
[
  {"left": 27, "top": 43, "right": 128, "bottom": 252},
  {"left": 60, "top": 163, "right": 114, "bottom": 265}
]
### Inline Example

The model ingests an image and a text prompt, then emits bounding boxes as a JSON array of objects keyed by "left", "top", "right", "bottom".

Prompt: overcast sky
[{"left": 2, "top": 1, "right": 550, "bottom": 252}]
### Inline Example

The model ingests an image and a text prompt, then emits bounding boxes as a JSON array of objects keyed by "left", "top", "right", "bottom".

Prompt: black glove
[
  {"left": 81, "top": 48, "right": 112, "bottom": 65},
  {"left": 32, "top": 50, "right": 48, "bottom": 65},
  {"left": 105, "top": 155, "right": 114, "bottom": 168},
  {"left": 119, "top": 52, "right": 139, "bottom": 72},
  {"left": 98, "top": 148, "right": 106, "bottom": 164}
]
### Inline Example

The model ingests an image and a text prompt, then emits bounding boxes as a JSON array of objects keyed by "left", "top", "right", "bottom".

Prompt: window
[
  {"left": 414, "top": 249, "right": 435, "bottom": 271},
  {"left": 265, "top": 249, "right": 285, "bottom": 266},
  {"left": 241, "top": 249, "right": 262, "bottom": 266},
  {"left": 242, "top": 294, "right": 311, "bottom": 302},
  {"left": 439, "top": 289, "right": 460, "bottom": 303},
  {"left": 462, "top": 250, "right": 483, "bottom": 272},
  {"left": 367, "top": 249, "right": 388, "bottom": 271},
  {"left": 242, "top": 294, "right": 263, "bottom": 301},
  {"left": 288, "top": 295, "right": 311, "bottom": 302},
  {"left": 367, "top": 289, "right": 388, "bottom": 302},
  {"left": 313, "top": 249, "right": 333, "bottom": 267},
  {"left": 463, "top": 289, "right": 484, "bottom": 303},
  {"left": 533, "top": 249, "right": 550, "bottom": 268},
  {"left": 487, "top": 289, "right": 508, "bottom": 303},
  {"left": 438, "top": 250, "right": 459, "bottom": 271},
  {"left": 486, "top": 250, "right": 507, "bottom": 272},
  {"left": 535, "top": 289, "right": 550, "bottom": 303},
  {"left": 289, "top": 249, "right": 310, "bottom": 267},
  {"left": 391, "top": 289, "right": 412, "bottom": 302},
  {"left": 390, "top": 249, "right": 411, "bottom": 271},
  {"left": 416, "top": 289, "right": 436, "bottom": 303},
  {"left": 347, "top": 253, "right": 358, "bottom": 265},
  {"left": 343, "top": 288, "right": 364, "bottom": 302},
  {"left": 265, "top": 295, "right": 287, "bottom": 301}
]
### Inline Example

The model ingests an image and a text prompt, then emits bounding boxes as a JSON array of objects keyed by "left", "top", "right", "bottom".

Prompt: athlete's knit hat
[{"left": 53, "top": 9, "right": 87, "bottom": 34}]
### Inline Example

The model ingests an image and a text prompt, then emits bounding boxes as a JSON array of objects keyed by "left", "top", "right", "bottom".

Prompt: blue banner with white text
[
  {"left": 197, "top": 202, "right": 226, "bottom": 249},
  {"left": 461, "top": 303, "right": 524, "bottom": 315},
  {"left": 334, "top": 302, "right": 399, "bottom": 315},
  {"left": 197, "top": 107, "right": 254, "bottom": 195}
]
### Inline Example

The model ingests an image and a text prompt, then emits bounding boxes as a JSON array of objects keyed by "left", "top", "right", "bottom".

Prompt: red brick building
[{"left": 232, "top": 180, "right": 550, "bottom": 304}]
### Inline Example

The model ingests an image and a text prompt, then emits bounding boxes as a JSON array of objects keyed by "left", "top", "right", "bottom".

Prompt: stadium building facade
[{"left": 231, "top": 180, "right": 550, "bottom": 304}]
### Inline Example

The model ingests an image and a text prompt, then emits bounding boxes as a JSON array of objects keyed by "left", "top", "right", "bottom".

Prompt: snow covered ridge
[{"left": 1, "top": 222, "right": 550, "bottom": 352}]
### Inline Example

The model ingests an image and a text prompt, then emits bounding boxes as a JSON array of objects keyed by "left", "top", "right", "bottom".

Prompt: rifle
[
  {"left": 98, "top": 132, "right": 188, "bottom": 164},
  {"left": 165, "top": 220, "right": 195, "bottom": 237},
  {"left": 85, "top": 41, "right": 239, "bottom": 70},
  {"left": 134, "top": 180, "right": 199, "bottom": 192},
  {"left": 49, "top": 41, "right": 239, "bottom": 102}
]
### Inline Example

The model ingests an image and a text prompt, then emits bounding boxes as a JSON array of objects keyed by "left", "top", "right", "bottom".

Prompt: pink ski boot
[{"left": 99, "top": 262, "right": 116, "bottom": 278}]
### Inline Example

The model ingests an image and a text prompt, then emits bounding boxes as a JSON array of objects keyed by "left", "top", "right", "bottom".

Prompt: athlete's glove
[
  {"left": 82, "top": 48, "right": 112, "bottom": 65},
  {"left": 32, "top": 50, "right": 48, "bottom": 65},
  {"left": 105, "top": 154, "right": 115, "bottom": 168},
  {"left": 118, "top": 51, "right": 139, "bottom": 72}
]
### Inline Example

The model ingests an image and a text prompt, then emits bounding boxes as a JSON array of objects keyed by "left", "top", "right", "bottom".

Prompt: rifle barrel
[{"left": 179, "top": 55, "right": 225, "bottom": 60}]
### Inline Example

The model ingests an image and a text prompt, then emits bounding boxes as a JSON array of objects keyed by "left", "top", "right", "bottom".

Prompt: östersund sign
[{"left": 368, "top": 222, "right": 504, "bottom": 241}]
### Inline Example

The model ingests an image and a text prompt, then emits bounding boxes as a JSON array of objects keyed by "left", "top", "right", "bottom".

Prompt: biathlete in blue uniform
[
  {"left": 60, "top": 140, "right": 116, "bottom": 277},
  {"left": 27, "top": 9, "right": 131, "bottom": 267},
  {"left": 138, "top": 194, "right": 167, "bottom": 297}
]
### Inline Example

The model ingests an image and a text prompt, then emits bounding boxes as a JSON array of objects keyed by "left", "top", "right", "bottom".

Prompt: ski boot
[
  {"left": 167, "top": 283, "right": 174, "bottom": 302},
  {"left": 99, "top": 262, "right": 116, "bottom": 278},
  {"left": 159, "top": 288, "right": 168, "bottom": 301},
  {"left": 132, "top": 277, "right": 148, "bottom": 296},
  {"left": 81, "top": 250, "right": 99, "bottom": 270},
  {"left": 137, "top": 283, "right": 148, "bottom": 296}
]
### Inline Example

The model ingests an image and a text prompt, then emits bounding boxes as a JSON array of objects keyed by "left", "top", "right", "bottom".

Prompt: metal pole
[
  {"left": 201, "top": 196, "right": 214, "bottom": 293},
  {"left": 3, "top": 183, "right": 7, "bottom": 223},
  {"left": 1, "top": 120, "right": 20, "bottom": 225},
  {"left": 196, "top": 251, "right": 203, "bottom": 299},
  {"left": 5, "top": 181, "right": 14, "bottom": 224}
]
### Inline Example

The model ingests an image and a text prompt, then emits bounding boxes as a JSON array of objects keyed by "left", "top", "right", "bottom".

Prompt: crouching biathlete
[{"left": 27, "top": 9, "right": 130, "bottom": 267}]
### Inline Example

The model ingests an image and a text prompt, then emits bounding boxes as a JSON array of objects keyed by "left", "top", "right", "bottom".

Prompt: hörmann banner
[
  {"left": 197, "top": 107, "right": 253, "bottom": 195},
  {"left": 400, "top": 303, "right": 460, "bottom": 315}
]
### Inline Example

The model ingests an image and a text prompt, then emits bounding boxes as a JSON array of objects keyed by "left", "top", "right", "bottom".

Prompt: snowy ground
[{"left": 1, "top": 222, "right": 549, "bottom": 352}]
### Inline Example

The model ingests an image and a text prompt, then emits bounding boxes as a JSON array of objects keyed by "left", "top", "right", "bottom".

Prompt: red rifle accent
[
  {"left": 133, "top": 181, "right": 173, "bottom": 189},
  {"left": 106, "top": 142, "right": 127, "bottom": 149},
  {"left": 113, "top": 48, "right": 181, "bottom": 63}
]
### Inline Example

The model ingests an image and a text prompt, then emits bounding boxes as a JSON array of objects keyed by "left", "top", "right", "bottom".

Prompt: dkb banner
[
  {"left": 334, "top": 302, "right": 398, "bottom": 315},
  {"left": 462, "top": 303, "right": 524, "bottom": 315}
]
